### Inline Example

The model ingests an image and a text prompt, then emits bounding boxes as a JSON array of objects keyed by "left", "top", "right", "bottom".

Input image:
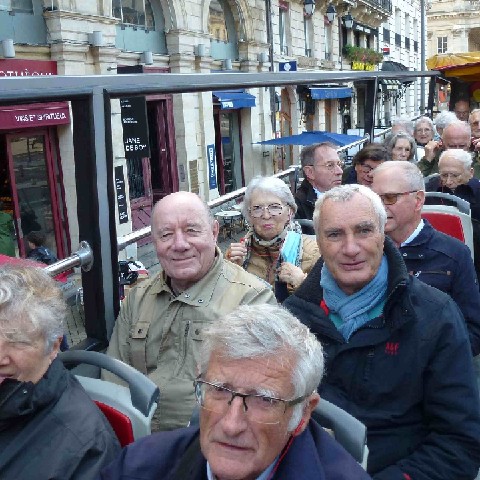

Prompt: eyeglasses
[
  {"left": 193, "top": 378, "right": 307, "bottom": 425},
  {"left": 249, "top": 203, "right": 285, "bottom": 218},
  {"left": 415, "top": 127, "right": 433, "bottom": 133},
  {"left": 439, "top": 172, "right": 462, "bottom": 181},
  {"left": 309, "top": 161, "right": 344, "bottom": 171},
  {"left": 358, "top": 163, "right": 377, "bottom": 174},
  {"left": 378, "top": 190, "right": 418, "bottom": 205}
]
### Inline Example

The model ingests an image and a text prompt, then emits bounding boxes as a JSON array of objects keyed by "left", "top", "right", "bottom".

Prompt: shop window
[
  {"left": 113, "top": 0, "right": 155, "bottom": 29},
  {"left": 209, "top": 0, "right": 229, "bottom": 42},
  {"left": 437, "top": 36, "right": 447, "bottom": 54}
]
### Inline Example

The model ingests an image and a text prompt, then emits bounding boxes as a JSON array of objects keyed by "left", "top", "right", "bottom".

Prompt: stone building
[{"left": 0, "top": 0, "right": 425, "bottom": 259}]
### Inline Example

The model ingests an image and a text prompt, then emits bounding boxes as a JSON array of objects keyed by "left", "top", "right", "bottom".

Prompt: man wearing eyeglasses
[
  {"left": 100, "top": 304, "right": 371, "bottom": 480},
  {"left": 284, "top": 184, "right": 480, "bottom": 479},
  {"left": 295, "top": 143, "right": 343, "bottom": 222},
  {"left": 371, "top": 161, "right": 480, "bottom": 357},
  {"left": 104, "top": 192, "right": 275, "bottom": 432}
]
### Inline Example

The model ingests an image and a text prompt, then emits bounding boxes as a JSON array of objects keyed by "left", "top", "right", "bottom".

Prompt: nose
[
  {"left": 172, "top": 231, "right": 190, "bottom": 250},
  {"left": 342, "top": 233, "right": 361, "bottom": 257},
  {"left": 334, "top": 164, "right": 343, "bottom": 174},
  {"left": 0, "top": 340, "right": 10, "bottom": 365},
  {"left": 219, "top": 396, "right": 248, "bottom": 436},
  {"left": 260, "top": 207, "right": 272, "bottom": 219}
]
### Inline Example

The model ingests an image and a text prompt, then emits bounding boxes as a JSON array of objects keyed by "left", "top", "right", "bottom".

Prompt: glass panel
[
  {"left": 12, "top": 0, "right": 33, "bottom": 12},
  {"left": 220, "top": 112, "right": 234, "bottom": 193},
  {"left": 127, "top": 158, "right": 146, "bottom": 199},
  {"left": 209, "top": 0, "right": 229, "bottom": 42},
  {"left": 0, "top": 1, "right": 12, "bottom": 11},
  {"left": 113, "top": 0, "right": 155, "bottom": 28},
  {"left": 10, "top": 135, "right": 57, "bottom": 256}
]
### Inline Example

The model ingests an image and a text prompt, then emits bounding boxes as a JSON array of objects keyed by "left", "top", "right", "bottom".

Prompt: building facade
[{"left": 0, "top": 0, "right": 425, "bottom": 259}]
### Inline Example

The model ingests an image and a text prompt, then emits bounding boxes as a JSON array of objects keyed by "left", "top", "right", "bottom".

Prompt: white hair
[
  {"left": 439, "top": 149, "right": 473, "bottom": 171},
  {"left": 373, "top": 161, "right": 425, "bottom": 191},
  {"left": 199, "top": 304, "right": 324, "bottom": 431},
  {"left": 434, "top": 111, "right": 457, "bottom": 131},
  {"left": 313, "top": 184, "right": 387, "bottom": 235},
  {"left": 242, "top": 176, "right": 297, "bottom": 224}
]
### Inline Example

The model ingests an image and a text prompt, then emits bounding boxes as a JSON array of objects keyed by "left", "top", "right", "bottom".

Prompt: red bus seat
[
  {"left": 94, "top": 401, "right": 135, "bottom": 447},
  {"left": 421, "top": 212, "right": 466, "bottom": 242}
]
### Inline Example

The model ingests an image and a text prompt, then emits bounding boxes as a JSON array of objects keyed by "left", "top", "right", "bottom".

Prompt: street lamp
[
  {"left": 326, "top": 3, "right": 336, "bottom": 23},
  {"left": 343, "top": 12, "right": 354, "bottom": 29},
  {"left": 304, "top": 0, "right": 315, "bottom": 16}
]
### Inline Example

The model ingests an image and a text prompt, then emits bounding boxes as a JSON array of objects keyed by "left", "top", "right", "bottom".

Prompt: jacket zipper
[
  {"left": 411, "top": 270, "right": 451, "bottom": 277},
  {"left": 175, "top": 321, "right": 191, "bottom": 375}
]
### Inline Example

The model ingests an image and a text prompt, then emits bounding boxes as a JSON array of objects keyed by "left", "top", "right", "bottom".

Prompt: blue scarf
[{"left": 320, "top": 256, "right": 388, "bottom": 341}]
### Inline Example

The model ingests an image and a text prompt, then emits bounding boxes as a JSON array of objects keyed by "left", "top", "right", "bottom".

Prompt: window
[
  {"left": 113, "top": 0, "right": 155, "bottom": 29},
  {"left": 304, "top": 17, "right": 311, "bottom": 56},
  {"left": 383, "top": 27, "right": 390, "bottom": 43},
  {"left": 209, "top": 0, "right": 229, "bottom": 42},
  {"left": 0, "top": 0, "right": 33, "bottom": 13},
  {"left": 324, "top": 22, "right": 332, "bottom": 60},
  {"left": 279, "top": 8, "right": 287, "bottom": 54},
  {"left": 437, "top": 36, "right": 447, "bottom": 53}
]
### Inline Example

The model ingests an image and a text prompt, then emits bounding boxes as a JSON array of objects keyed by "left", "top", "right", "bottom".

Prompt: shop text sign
[
  {"left": 120, "top": 97, "right": 151, "bottom": 159},
  {"left": 115, "top": 166, "right": 129, "bottom": 224},
  {"left": 207, "top": 144, "right": 217, "bottom": 190},
  {"left": 0, "top": 102, "right": 70, "bottom": 129},
  {"left": 0, "top": 59, "right": 57, "bottom": 77}
]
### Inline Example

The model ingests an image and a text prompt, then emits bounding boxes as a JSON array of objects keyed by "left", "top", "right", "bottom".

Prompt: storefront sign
[
  {"left": 279, "top": 61, "right": 297, "bottom": 72},
  {"left": 352, "top": 61, "right": 376, "bottom": 71},
  {"left": 207, "top": 144, "right": 217, "bottom": 190},
  {"left": 120, "top": 97, "right": 151, "bottom": 159},
  {"left": 115, "top": 166, "right": 129, "bottom": 224},
  {"left": 0, "top": 59, "right": 57, "bottom": 77},
  {"left": 0, "top": 102, "right": 70, "bottom": 129}
]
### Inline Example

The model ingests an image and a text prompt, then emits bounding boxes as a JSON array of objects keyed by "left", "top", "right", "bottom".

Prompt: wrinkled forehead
[
  {"left": 320, "top": 194, "right": 380, "bottom": 228},
  {"left": 439, "top": 155, "right": 468, "bottom": 171}
]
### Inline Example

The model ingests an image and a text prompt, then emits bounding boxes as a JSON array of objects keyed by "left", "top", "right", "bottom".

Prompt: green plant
[{"left": 342, "top": 45, "right": 384, "bottom": 65}]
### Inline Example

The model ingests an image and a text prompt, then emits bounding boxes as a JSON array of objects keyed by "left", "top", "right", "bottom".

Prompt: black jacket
[
  {"left": 0, "top": 358, "right": 120, "bottom": 480},
  {"left": 295, "top": 179, "right": 317, "bottom": 221},
  {"left": 26, "top": 246, "right": 57, "bottom": 265},
  {"left": 100, "top": 421, "right": 372, "bottom": 480},
  {"left": 284, "top": 238, "right": 480, "bottom": 480},
  {"left": 400, "top": 219, "right": 480, "bottom": 355}
]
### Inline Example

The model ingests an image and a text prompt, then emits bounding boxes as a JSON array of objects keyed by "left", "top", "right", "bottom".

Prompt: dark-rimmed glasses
[
  {"left": 193, "top": 377, "right": 307, "bottom": 425},
  {"left": 249, "top": 203, "right": 285, "bottom": 218},
  {"left": 378, "top": 190, "right": 418, "bottom": 205}
]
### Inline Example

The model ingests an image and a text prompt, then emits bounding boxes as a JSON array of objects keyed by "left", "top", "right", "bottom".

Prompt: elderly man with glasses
[
  {"left": 371, "top": 161, "right": 480, "bottom": 357},
  {"left": 295, "top": 142, "right": 343, "bottom": 223},
  {"left": 284, "top": 184, "right": 480, "bottom": 479},
  {"left": 100, "top": 304, "right": 371, "bottom": 480}
]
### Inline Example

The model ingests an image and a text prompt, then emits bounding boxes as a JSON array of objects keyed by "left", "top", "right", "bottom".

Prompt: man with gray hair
[
  {"left": 105, "top": 192, "right": 275, "bottom": 432},
  {"left": 100, "top": 304, "right": 371, "bottom": 480},
  {"left": 284, "top": 184, "right": 480, "bottom": 479},
  {"left": 295, "top": 142, "right": 343, "bottom": 223},
  {"left": 418, "top": 120, "right": 472, "bottom": 176},
  {"left": 371, "top": 161, "right": 480, "bottom": 356}
]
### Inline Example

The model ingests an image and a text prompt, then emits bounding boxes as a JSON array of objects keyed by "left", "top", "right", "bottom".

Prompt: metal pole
[
  {"left": 420, "top": 0, "right": 426, "bottom": 113},
  {"left": 266, "top": 0, "right": 276, "bottom": 133}
]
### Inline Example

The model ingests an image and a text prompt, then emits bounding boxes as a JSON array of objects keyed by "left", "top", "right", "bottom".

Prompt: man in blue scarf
[{"left": 284, "top": 184, "right": 480, "bottom": 480}]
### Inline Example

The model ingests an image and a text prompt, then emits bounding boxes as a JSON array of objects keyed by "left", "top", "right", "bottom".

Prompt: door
[{"left": 5, "top": 131, "right": 65, "bottom": 258}]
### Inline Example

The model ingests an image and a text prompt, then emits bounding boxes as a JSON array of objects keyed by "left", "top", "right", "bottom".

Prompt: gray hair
[
  {"left": 300, "top": 142, "right": 337, "bottom": 169},
  {"left": 470, "top": 109, "right": 480, "bottom": 122},
  {"left": 0, "top": 266, "right": 65, "bottom": 354},
  {"left": 313, "top": 184, "right": 387, "bottom": 235},
  {"left": 391, "top": 116, "right": 414, "bottom": 136},
  {"left": 199, "top": 304, "right": 324, "bottom": 431},
  {"left": 373, "top": 161, "right": 425, "bottom": 191},
  {"left": 439, "top": 149, "right": 473, "bottom": 171},
  {"left": 385, "top": 131, "right": 417, "bottom": 162},
  {"left": 414, "top": 116, "right": 434, "bottom": 132},
  {"left": 442, "top": 120, "right": 472, "bottom": 139},
  {"left": 434, "top": 111, "right": 457, "bottom": 131},
  {"left": 242, "top": 176, "right": 297, "bottom": 224}
]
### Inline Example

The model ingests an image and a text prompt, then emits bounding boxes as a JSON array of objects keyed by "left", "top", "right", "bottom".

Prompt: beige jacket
[{"left": 104, "top": 248, "right": 275, "bottom": 431}]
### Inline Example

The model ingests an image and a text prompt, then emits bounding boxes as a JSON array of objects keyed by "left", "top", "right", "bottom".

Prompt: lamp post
[{"left": 304, "top": 0, "right": 316, "bottom": 16}]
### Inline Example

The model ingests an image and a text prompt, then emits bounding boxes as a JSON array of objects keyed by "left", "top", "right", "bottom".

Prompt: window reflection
[
  {"left": 113, "top": 0, "right": 155, "bottom": 29},
  {"left": 209, "top": 0, "right": 229, "bottom": 42}
]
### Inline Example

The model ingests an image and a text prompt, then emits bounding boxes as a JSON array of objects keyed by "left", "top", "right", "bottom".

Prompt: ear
[
  {"left": 291, "top": 392, "right": 320, "bottom": 437},
  {"left": 414, "top": 190, "right": 425, "bottom": 211},
  {"left": 212, "top": 220, "right": 220, "bottom": 241},
  {"left": 303, "top": 165, "right": 315, "bottom": 182},
  {"left": 48, "top": 337, "right": 63, "bottom": 363}
]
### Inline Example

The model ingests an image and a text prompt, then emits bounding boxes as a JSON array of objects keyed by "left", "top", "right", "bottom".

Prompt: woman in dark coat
[{"left": 0, "top": 265, "right": 120, "bottom": 480}]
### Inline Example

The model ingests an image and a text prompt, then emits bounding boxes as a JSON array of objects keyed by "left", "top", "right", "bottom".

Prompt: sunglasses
[{"left": 378, "top": 190, "right": 418, "bottom": 205}]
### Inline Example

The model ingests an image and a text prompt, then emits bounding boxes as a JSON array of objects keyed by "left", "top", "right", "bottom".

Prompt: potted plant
[{"left": 342, "top": 45, "right": 384, "bottom": 69}]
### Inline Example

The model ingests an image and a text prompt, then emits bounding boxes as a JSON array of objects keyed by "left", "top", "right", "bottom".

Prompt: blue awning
[
  {"left": 309, "top": 87, "right": 353, "bottom": 100},
  {"left": 256, "top": 131, "right": 365, "bottom": 147},
  {"left": 212, "top": 90, "right": 256, "bottom": 109}
]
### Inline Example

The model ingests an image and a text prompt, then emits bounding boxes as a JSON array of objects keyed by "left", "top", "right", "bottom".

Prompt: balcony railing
[{"left": 363, "top": 0, "right": 392, "bottom": 13}]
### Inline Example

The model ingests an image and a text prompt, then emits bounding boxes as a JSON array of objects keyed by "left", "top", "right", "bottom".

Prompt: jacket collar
[
  {"left": 298, "top": 179, "right": 318, "bottom": 206},
  {"left": 150, "top": 247, "right": 224, "bottom": 307}
]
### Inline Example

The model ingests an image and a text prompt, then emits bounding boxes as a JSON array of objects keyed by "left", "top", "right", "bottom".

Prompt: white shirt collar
[
  {"left": 313, "top": 186, "right": 324, "bottom": 198},
  {"left": 401, "top": 219, "right": 425, "bottom": 246}
]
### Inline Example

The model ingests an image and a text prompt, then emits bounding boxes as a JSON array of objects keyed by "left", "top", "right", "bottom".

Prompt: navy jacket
[
  {"left": 284, "top": 238, "right": 480, "bottom": 480},
  {"left": 295, "top": 179, "right": 317, "bottom": 222},
  {"left": 99, "top": 421, "right": 371, "bottom": 480},
  {"left": 399, "top": 220, "right": 480, "bottom": 355}
]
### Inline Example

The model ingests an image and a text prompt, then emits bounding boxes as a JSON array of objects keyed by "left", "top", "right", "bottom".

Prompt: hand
[
  {"left": 472, "top": 137, "right": 480, "bottom": 151},
  {"left": 227, "top": 240, "right": 247, "bottom": 265},
  {"left": 277, "top": 262, "right": 307, "bottom": 289},
  {"left": 424, "top": 140, "right": 440, "bottom": 162}
]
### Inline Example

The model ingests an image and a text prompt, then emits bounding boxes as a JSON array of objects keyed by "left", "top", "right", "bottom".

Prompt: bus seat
[
  {"left": 59, "top": 350, "right": 159, "bottom": 445},
  {"left": 421, "top": 207, "right": 474, "bottom": 261}
]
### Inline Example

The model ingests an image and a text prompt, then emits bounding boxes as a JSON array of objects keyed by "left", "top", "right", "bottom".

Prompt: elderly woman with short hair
[
  {"left": 385, "top": 131, "right": 417, "bottom": 162},
  {"left": 226, "top": 176, "right": 319, "bottom": 300},
  {"left": 0, "top": 266, "right": 120, "bottom": 479}
]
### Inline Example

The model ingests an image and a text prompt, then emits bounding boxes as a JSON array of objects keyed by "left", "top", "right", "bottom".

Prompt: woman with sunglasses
[{"left": 226, "top": 176, "right": 319, "bottom": 301}]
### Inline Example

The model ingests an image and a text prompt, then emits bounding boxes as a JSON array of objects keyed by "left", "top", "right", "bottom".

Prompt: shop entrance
[{"left": 1, "top": 130, "right": 67, "bottom": 258}]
